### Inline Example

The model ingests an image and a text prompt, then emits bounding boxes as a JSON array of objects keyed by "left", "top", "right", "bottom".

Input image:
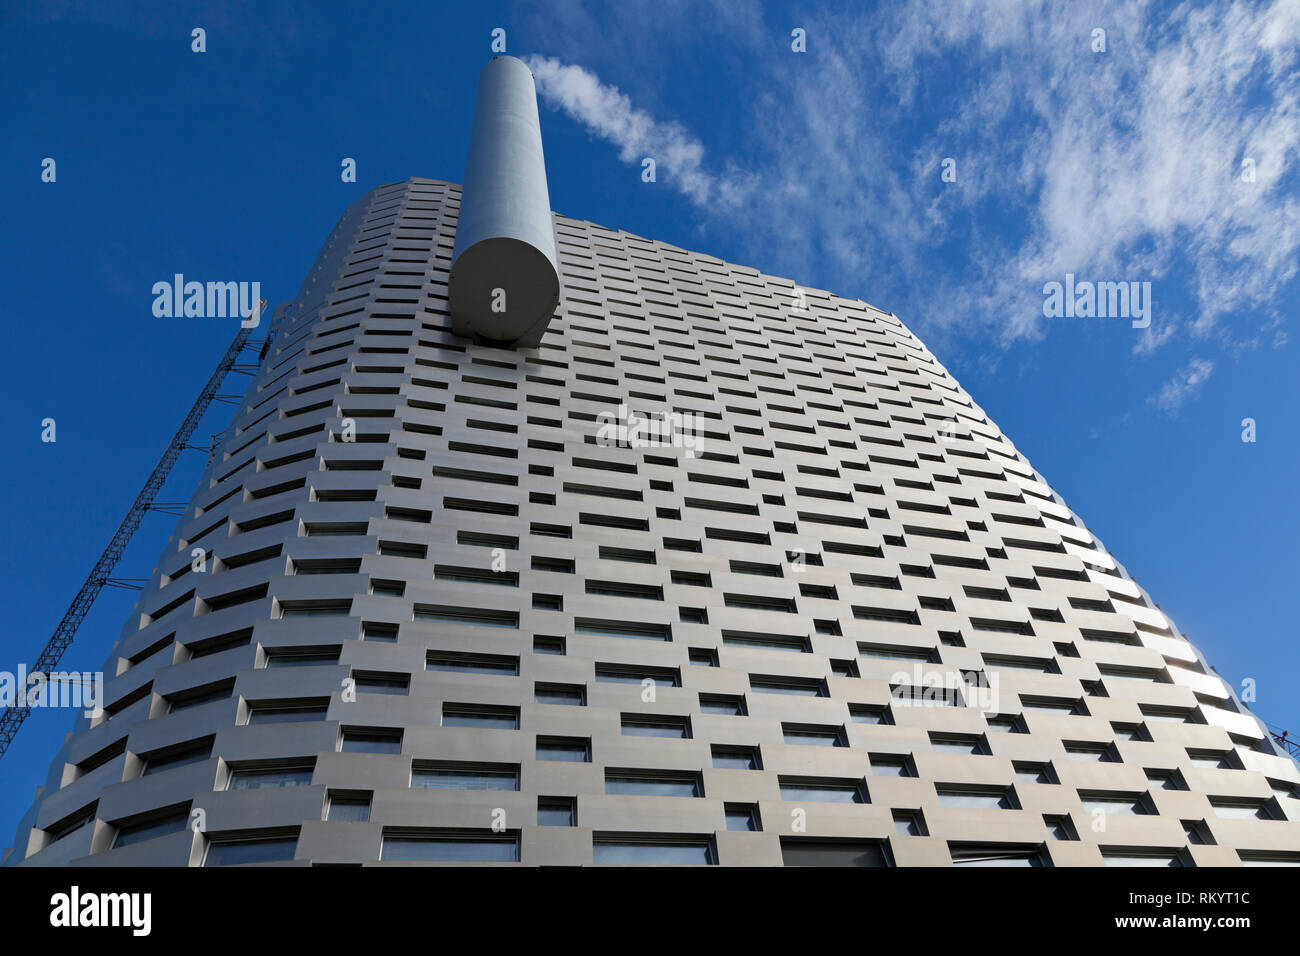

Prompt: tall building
[{"left": 7, "top": 57, "right": 1299, "bottom": 868}]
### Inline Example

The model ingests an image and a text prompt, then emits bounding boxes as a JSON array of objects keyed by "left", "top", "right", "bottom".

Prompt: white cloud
[
  {"left": 1150, "top": 356, "right": 1216, "bottom": 412},
  {"left": 867, "top": 0, "right": 1300, "bottom": 351},
  {"left": 524, "top": 0, "right": 1298, "bottom": 410},
  {"left": 1133, "top": 317, "right": 1179, "bottom": 357},
  {"left": 526, "top": 55, "right": 756, "bottom": 210}
]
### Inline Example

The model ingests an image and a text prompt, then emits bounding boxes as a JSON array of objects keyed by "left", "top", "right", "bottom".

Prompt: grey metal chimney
[{"left": 449, "top": 56, "right": 560, "bottom": 348}]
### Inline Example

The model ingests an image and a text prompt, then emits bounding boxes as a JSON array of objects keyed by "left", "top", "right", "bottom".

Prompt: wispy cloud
[
  {"left": 1150, "top": 356, "right": 1216, "bottom": 412},
  {"left": 527, "top": 55, "right": 756, "bottom": 210},
  {"left": 847, "top": 0, "right": 1300, "bottom": 352},
  {"left": 1133, "top": 317, "right": 1179, "bottom": 357},
  {"left": 524, "top": 0, "right": 1298, "bottom": 413}
]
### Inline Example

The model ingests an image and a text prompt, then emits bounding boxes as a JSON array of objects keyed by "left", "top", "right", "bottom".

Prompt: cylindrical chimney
[{"left": 449, "top": 56, "right": 560, "bottom": 348}]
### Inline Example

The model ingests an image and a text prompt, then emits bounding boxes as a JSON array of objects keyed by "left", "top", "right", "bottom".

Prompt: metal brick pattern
[{"left": 7, "top": 177, "right": 1299, "bottom": 867}]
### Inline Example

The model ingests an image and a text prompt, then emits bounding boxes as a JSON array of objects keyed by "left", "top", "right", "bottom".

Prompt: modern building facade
[{"left": 7, "top": 59, "right": 1300, "bottom": 867}]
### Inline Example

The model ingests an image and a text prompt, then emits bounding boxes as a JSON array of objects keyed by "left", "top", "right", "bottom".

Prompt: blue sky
[{"left": 0, "top": 1, "right": 1296, "bottom": 846}]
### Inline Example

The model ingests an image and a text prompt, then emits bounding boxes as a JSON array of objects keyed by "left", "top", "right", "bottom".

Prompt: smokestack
[{"left": 449, "top": 56, "right": 560, "bottom": 348}]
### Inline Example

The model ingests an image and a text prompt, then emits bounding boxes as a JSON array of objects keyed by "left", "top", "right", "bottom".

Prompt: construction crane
[
  {"left": 0, "top": 310, "right": 265, "bottom": 763},
  {"left": 1270, "top": 725, "right": 1300, "bottom": 760}
]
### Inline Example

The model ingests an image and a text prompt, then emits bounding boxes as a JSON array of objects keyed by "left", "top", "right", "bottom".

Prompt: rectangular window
[
  {"left": 586, "top": 579, "right": 664, "bottom": 600},
  {"left": 725, "top": 804, "right": 761, "bottom": 832},
  {"left": 894, "top": 810, "right": 925, "bottom": 837},
  {"left": 414, "top": 605, "right": 519, "bottom": 628},
  {"left": 689, "top": 648, "right": 719, "bottom": 667},
  {"left": 858, "top": 643, "right": 936, "bottom": 662},
  {"left": 187, "top": 631, "right": 253, "bottom": 658},
  {"left": 722, "top": 631, "right": 809, "bottom": 653},
  {"left": 987, "top": 715, "right": 1025, "bottom": 734},
  {"left": 434, "top": 565, "right": 519, "bottom": 587},
  {"left": 326, "top": 794, "right": 371, "bottom": 822},
  {"left": 1063, "top": 742, "right": 1114, "bottom": 762},
  {"left": 246, "top": 701, "right": 328, "bottom": 724},
  {"left": 724, "top": 593, "right": 797, "bottom": 613},
  {"left": 411, "top": 763, "right": 520, "bottom": 791},
  {"left": 600, "top": 546, "right": 656, "bottom": 564},
  {"left": 227, "top": 765, "right": 314, "bottom": 790},
  {"left": 935, "top": 787, "right": 1017, "bottom": 809},
  {"left": 778, "top": 777, "right": 867, "bottom": 803},
  {"left": 280, "top": 601, "right": 352, "bottom": 618},
  {"left": 970, "top": 617, "right": 1034, "bottom": 635},
  {"left": 852, "top": 573, "right": 901, "bottom": 589},
  {"left": 1141, "top": 706, "right": 1197, "bottom": 724},
  {"left": 442, "top": 704, "right": 520, "bottom": 729},
  {"left": 982, "top": 653, "right": 1053, "bottom": 673},
  {"left": 699, "top": 694, "right": 746, "bottom": 716},
  {"left": 622, "top": 714, "right": 691, "bottom": 739},
  {"left": 264, "top": 648, "right": 341, "bottom": 667},
  {"left": 595, "top": 663, "right": 681, "bottom": 686},
  {"left": 780, "top": 838, "right": 891, "bottom": 867},
  {"left": 1238, "top": 851, "right": 1300, "bottom": 867},
  {"left": 532, "top": 556, "right": 575, "bottom": 573},
  {"left": 605, "top": 770, "right": 702, "bottom": 798},
  {"left": 849, "top": 705, "right": 891, "bottom": 725},
  {"left": 304, "top": 523, "right": 366, "bottom": 537},
  {"left": 750, "top": 675, "right": 826, "bottom": 697},
  {"left": 1097, "top": 664, "right": 1163, "bottom": 682},
  {"left": 1045, "top": 814, "right": 1077, "bottom": 841},
  {"left": 783, "top": 724, "right": 847, "bottom": 747},
  {"left": 949, "top": 843, "right": 1045, "bottom": 867},
  {"left": 533, "top": 635, "right": 565, "bottom": 655},
  {"left": 169, "top": 684, "right": 235, "bottom": 713},
  {"left": 663, "top": 537, "right": 701, "bottom": 552},
  {"left": 1014, "top": 761, "right": 1055, "bottom": 784},
  {"left": 204, "top": 834, "right": 298, "bottom": 866},
  {"left": 852, "top": 605, "right": 920, "bottom": 626},
  {"left": 1079, "top": 793, "right": 1148, "bottom": 816},
  {"left": 361, "top": 622, "right": 399, "bottom": 642},
  {"left": 574, "top": 618, "right": 671, "bottom": 641},
  {"left": 536, "top": 737, "right": 591, "bottom": 762},
  {"left": 457, "top": 531, "right": 519, "bottom": 550},
  {"left": 142, "top": 742, "right": 212, "bottom": 775},
  {"left": 113, "top": 811, "right": 190, "bottom": 849},
  {"left": 870, "top": 754, "right": 914, "bottom": 777},
  {"left": 1101, "top": 848, "right": 1186, "bottom": 867},
  {"left": 339, "top": 729, "right": 402, "bottom": 754},
  {"left": 352, "top": 672, "right": 409, "bottom": 695},
  {"left": 1187, "top": 749, "right": 1231, "bottom": 768},
  {"left": 711, "top": 746, "right": 760, "bottom": 770},
  {"left": 534, "top": 683, "right": 585, "bottom": 706},
  {"left": 529, "top": 522, "right": 571, "bottom": 538},
  {"left": 670, "top": 572, "right": 712, "bottom": 587},
  {"left": 593, "top": 835, "right": 716, "bottom": 865},
  {"left": 538, "top": 798, "right": 576, "bottom": 827},
  {"left": 378, "top": 541, "right": 427, "bottom": 560},
  {"left": 381, "top": 832, "right": 519, "bottom": 863},
  {"left": 1112, "top": 723, "right": 1146, "bottom": 741},
  {"left": 47, "top": 807, "right": 95, "bottom": 843},
  {"left": 929, "top": 733, "right": 986, "bottom": 755},
  {"left": 1019, "top": 695, "right": 1082, "bottom": 715},
  {"left": 1210, "top": 800, "right": 1274, "bottom": 821},
  {"left": 426, "top": 651, "right": 519, "bottom": 675}
]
